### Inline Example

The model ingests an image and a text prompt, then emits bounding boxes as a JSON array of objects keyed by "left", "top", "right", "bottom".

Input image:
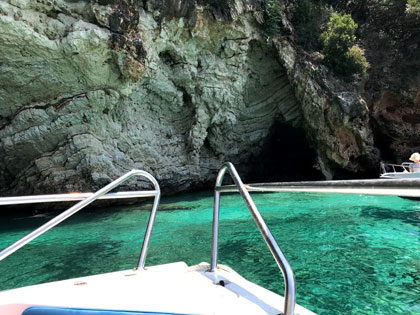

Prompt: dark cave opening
[
  {"left": 247, "top": 123, "right": 324, "bottom": 183},
  {"left": 371, "top": 120, "right": 397, "bottom": 163}
]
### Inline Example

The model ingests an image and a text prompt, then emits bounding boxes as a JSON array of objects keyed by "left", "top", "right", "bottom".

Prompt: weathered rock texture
[
  {"left": 0, "top": 0, "right": 406, "bottom": 196},
  {"left": 0, "top": 0, "right": 303, "bottom": 195},
  {"left": 358, "top": 2, "right": 420, "bottom": 162},
  {"left": 273, "top": 38, "right": 377, "bottom": 179}
]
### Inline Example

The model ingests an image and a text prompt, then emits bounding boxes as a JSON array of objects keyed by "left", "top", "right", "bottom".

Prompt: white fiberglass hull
[
  {"left": 0, "top": 262, "right": 315, "bottom": 315},
  {"left": 380, "top": 172, "right": 420, "bottom": 179}
]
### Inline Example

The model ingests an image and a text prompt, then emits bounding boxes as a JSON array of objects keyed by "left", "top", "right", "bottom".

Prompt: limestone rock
[
  {"left": 273, "top": 39, "right": 378, "bottom": 178},
  {"left": 0, "top": 0, "right": 301, "bottom": 196},
  {"left": 3, "top": 0, "right": 411, "bottom": 197}
]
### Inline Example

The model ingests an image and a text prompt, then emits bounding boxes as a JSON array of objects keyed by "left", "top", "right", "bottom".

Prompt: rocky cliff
[
  {"left": 0, "top": 0, "right": 414, "bottom": 196},
  {"left": 357, "top": 1, "right": 420, "bottom": 162}
]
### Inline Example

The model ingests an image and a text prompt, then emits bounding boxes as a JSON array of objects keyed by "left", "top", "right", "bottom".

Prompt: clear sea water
[{"left": 0, "top": 191, "right": 419, "bottom": 314}]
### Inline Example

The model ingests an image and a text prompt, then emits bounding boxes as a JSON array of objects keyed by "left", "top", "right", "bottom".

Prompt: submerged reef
[{"left": 0, "top": 0, "right": 418, "bottom": 196}]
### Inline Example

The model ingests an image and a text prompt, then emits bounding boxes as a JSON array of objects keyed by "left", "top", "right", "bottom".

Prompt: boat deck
[{"left": 0, "top": 262, "right": 315, "bottom": 315}]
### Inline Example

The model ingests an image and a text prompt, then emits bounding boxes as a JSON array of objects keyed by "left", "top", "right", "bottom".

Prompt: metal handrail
[
  {"left": 0, "top": 191, "right": 158, "bottom": 206},
  {"left": 0, "top": 169, "right": 161, "bottom": 270},
  {"left": 210, "top": 162, "right": 296, "bottom": 315},
  {"left": 380, "top": 162, "right": 410, "bottom": 174},
  {"left": 213, "top": 177, "right": 420, "bottom": 197}
]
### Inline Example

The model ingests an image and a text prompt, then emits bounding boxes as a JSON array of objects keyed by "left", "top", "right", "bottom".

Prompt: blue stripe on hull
[{"left": 22, "top": 306, "right": 195, "bottom": 315}]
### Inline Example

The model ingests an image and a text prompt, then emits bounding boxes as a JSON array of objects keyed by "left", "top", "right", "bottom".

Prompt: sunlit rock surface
[
  {"left": 5, "top": 0, "right": 412, "bottom": 196},
  {"left": 0, "top": 0, "right": 303, "bottom": 194}
]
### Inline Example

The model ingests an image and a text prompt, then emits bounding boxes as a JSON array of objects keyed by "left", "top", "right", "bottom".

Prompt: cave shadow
[{"left": 246, "top": 123, "right": 324, "bottom": 183}]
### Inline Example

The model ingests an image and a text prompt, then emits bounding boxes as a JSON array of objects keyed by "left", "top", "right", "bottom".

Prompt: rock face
[
  {"left": 359, "top": 2, "right": 420, "bottom": 163},
  {"left": 0, "top": 0, "right": 408, "bottom": 196},
  {"left": 0, "top": 0, "right": 303, "bottom": 195},
  {"left": 273, "top": 37, "right": 378, "bottom": 179}
]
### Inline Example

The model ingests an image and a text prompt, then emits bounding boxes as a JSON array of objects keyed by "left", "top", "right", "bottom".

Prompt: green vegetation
[
  {"left": 261, "top": 0, "right": 419, "bottom": 81},
  {"left": 319, "top": 13, "right": 368, "bottom": 76},
  {"left": 291, "top": 0, "right": 330, "bottom": 50},
  {"left": 263, "top": 0, "right": 283, "bottom": 37},
  {"left": 263, "top": 1, "right": 367, "bottom": 77},
  {"left": 407, "top": 0, "right": 420, "bottom": 14}
]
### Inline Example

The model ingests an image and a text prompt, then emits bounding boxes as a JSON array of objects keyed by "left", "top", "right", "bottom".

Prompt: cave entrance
[{"left": 247, "top": 123, "right": 323, "bottom": 182}]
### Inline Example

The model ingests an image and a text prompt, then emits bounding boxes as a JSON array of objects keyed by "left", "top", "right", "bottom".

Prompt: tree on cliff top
[
  {"left": 264, "top": 0, "right": 283, "bottom": 37},
  {"left": 407, "top": 0, "right": 420, "bottom": 14},
  {"left": 320, "top": 13, "right": 368, "bottom": 76},
  {"left": 291, "top": 0, "right": 330, "bottom": 50}
]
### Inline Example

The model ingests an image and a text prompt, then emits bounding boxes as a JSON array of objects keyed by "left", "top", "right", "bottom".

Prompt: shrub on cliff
[
  {"left": 407, "top": 0, "right": 420, "bottom": 15},
  {"left": 319, "top": 13, "right": 367, "bottom": 76},
  {"left": 264, "top": 0, "right": 283, "bottom": 37},
  {"left": 345, "top": 45, "right": 368, "bottom": 75},
  {"left": 291, "top": 0, "right": 330, "bottom": 50}
]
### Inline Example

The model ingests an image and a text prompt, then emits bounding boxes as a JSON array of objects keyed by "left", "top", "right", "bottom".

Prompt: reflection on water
[{"left": 1, "top": 191, "right": 420, "bottom": 314}]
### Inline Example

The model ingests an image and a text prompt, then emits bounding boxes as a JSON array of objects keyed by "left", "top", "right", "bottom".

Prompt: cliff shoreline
[{"left": 1, "top": 0, "right": 418, "bottom": 200}]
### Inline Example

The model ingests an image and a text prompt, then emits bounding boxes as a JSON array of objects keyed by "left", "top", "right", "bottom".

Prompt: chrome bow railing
[
  {"left": 0, "top": 169, "right": 160, "bottom": 269},
  {"left": 2, "top": 164, "right": 296, "bottom": 314},
  {"left": 210, "top": 162, "right": 296, "bottom": 315}
]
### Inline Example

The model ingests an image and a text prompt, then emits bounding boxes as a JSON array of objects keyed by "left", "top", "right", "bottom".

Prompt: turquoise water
[{"left": 1, "top": 191, "right": 419, "bottom": 314}]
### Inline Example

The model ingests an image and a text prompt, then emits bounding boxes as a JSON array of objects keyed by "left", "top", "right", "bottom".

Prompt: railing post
[
  {"left": 211, "top": 162, "right": 296, "bottom": 315},
  {"left": 137, "top": 182, "right": 161, "bottom": 269},
  {"left": 210, "top": 168, "right": 225, "bottom": 272}
]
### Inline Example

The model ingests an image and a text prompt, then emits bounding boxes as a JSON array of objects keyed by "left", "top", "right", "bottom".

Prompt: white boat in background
[
  {"left": 379, "top": 162, "right": 420, "bottom": 200},
  {"left": 0, "top": 163, "right": 315, "bottom": 315},
  {"left": 379, "top": 162, "right": 420, "bottom": 179}
]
